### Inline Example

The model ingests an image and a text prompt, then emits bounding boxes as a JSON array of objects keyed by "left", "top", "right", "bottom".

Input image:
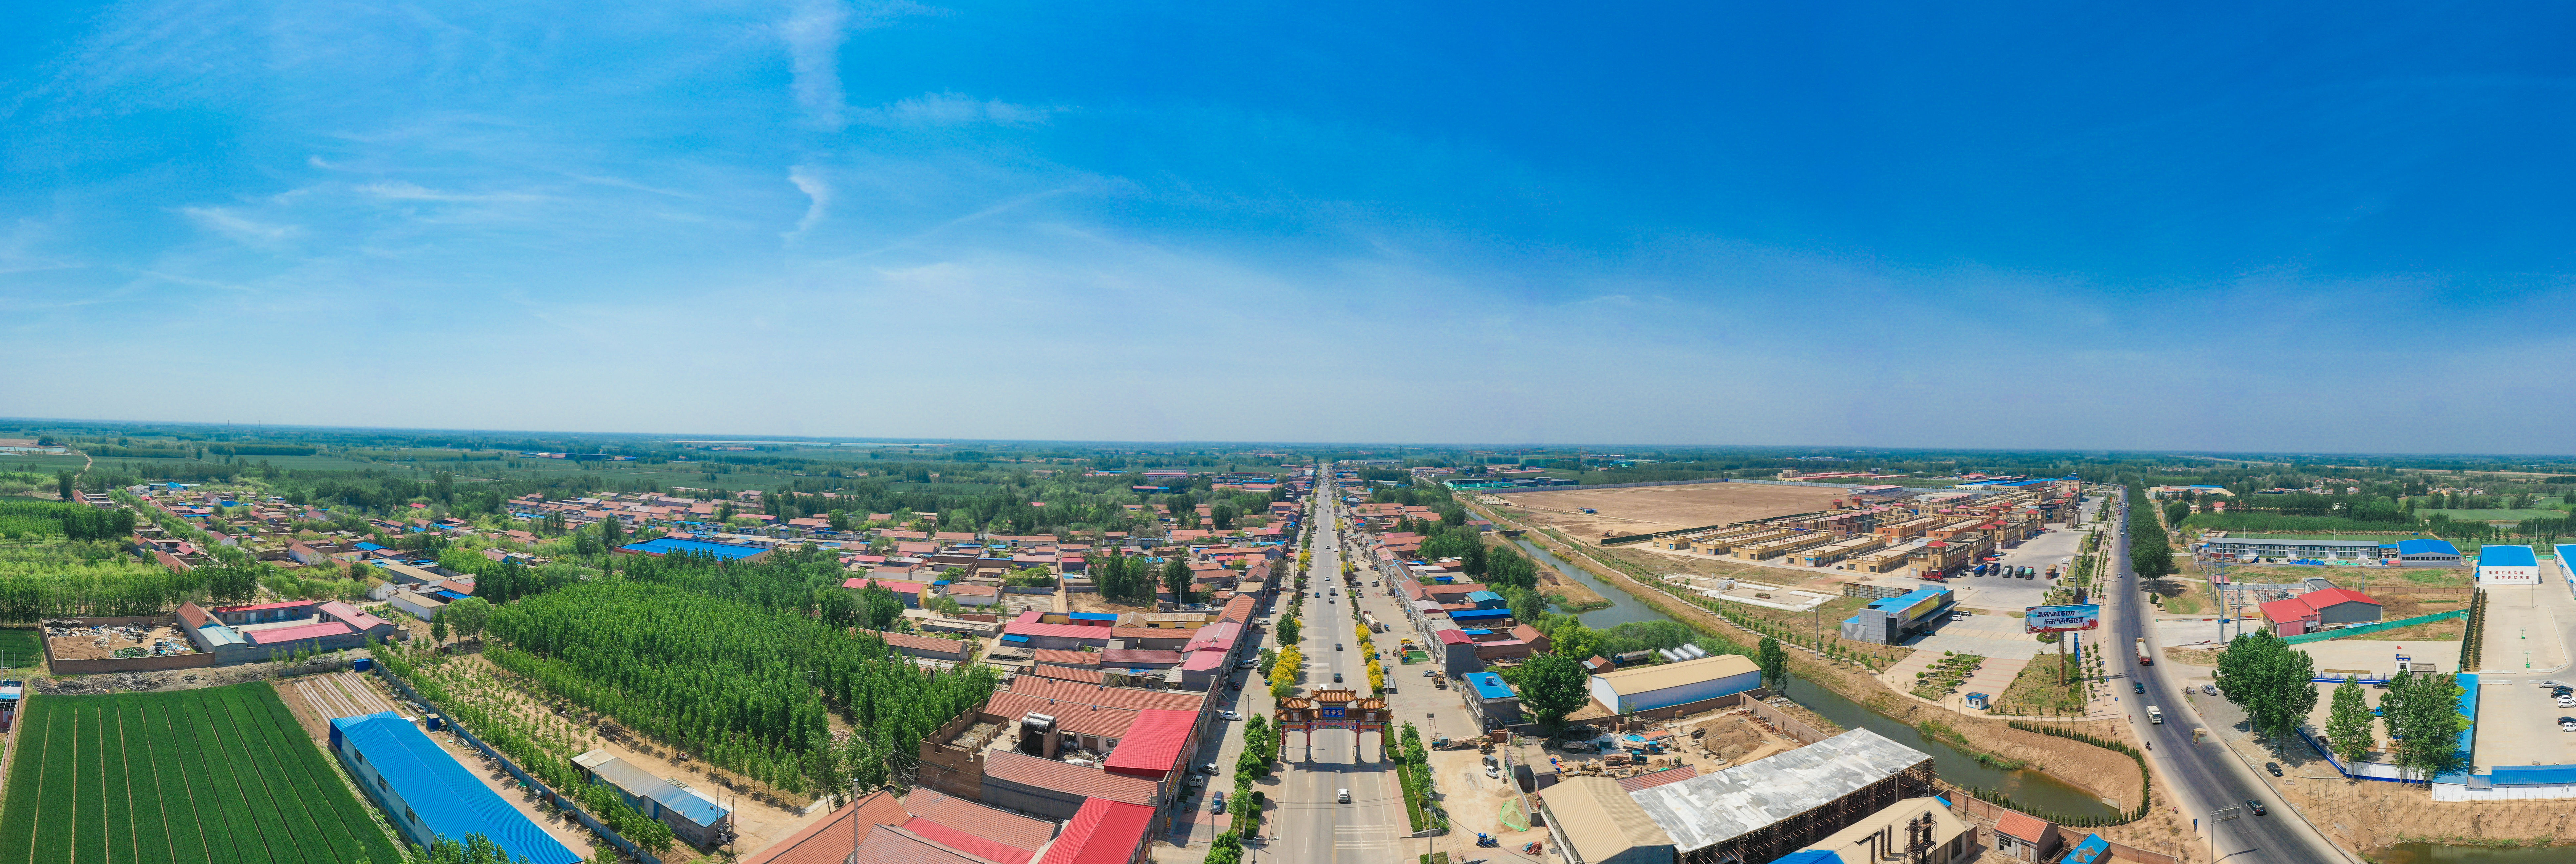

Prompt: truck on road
[
  {"left": 2136, "top": 638, "right": 2153, "bottom": 666},
  {"left": 2147, "top": 705, "right": 2163, "bottom": 724}
]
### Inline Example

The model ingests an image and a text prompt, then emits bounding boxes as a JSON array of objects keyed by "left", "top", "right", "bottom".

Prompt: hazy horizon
[{"left": 10, "top": 3, "right": 2576, "bottom": 451}]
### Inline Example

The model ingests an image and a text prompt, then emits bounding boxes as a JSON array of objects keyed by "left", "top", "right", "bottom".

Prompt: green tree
[
  {"left": 1757, "top": 636, "right": 1789, "bottom": 688},
  {"left": 1275, "top": 614, "right": 1300, "bottom": 648},
  {"left": 817, "top": 587, "right": 859, "bottom": 627},
  {"left": 55, "top": 471, "right": 74, "bottom": 502},
  {"left": 1549, "top": 620, "right": 1601, "bottom": 660},
  {"left": 442, "top": 596, "right": 493, "bottom": 643},
  {"left": 431, "top": 617, "right": 448, "bottom": 645},
  {"left": 857, "top": 584, "right": 907, "bottom": 630},
  {"left": 1211, "top": 503, "right": 1239, "bottom": 530},
  {"left": 1162, "top": 557, "right": 1195, "bottom": 605},
  {"left": 1517, "top": 653, "right": 1589, "bottom": 729},
  {"left": 2214, "top": 629, "right": 2317, "bottom": 742},
  {"left": 2324, "top": 675, "right": 2374, "bottom": 764},
  {"left": 2380, "top": 670, "right": 2468, "bottom": 781}
]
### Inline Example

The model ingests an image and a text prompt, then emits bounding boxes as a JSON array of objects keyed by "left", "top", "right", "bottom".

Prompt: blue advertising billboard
[{"left": 2025, "top": 604, "right": 2102, "bottom": 633}]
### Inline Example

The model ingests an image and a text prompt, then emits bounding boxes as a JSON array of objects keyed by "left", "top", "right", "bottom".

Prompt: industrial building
[
  {"left": 174, "top": 600, "right": 389, "bottom": 665},
  {"left": 2198, "top": 536, "right": 2384, "bottom": 563},
  {"left": 2478, "top": 545, "right": 2541, "bottom": 585},
  {"left": 1631, "top": 728, "right": 1936, "bottom": 864},
  {"left": 1839, "top": 587, "right": 1952, "bottom": 645},
  {"left": 1463, "top": 671, "right": 1524, "bottom": 726},
  {"left": 328, "top": 712, "right": 582, "bottom": 864},
  {"left": 2396, "top": 538, "right": 2465, "bottom": 568},
  {"left": 1537, "top": 777, "right": 1679, "bottom": 864},
  {"left": 572, "top": 749, "right": 732, "bottom": 850},
  {"left": 2256, "top": 588, "right": 2382, "bottom": 637},
  {"left": 1585, "top": 654, "right": 1762, "bottom": 715},
  {"left": 1537, "top": 729, "right": 1937, "bottom": 864}
]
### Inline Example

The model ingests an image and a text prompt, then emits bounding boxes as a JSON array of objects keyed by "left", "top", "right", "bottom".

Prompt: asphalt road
[
  {"left": 2106, "top": 494, "right": 2352, "bottom": 864},
  {"left": 1266, "top": 469, "right": 1408, "bottom": 864}
]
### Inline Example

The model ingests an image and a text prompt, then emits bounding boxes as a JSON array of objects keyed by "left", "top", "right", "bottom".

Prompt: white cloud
[
  {"left": 786, "top": 164, "right": 833, "bottom": 241},
  {"left": 358, "top": 180, "right": 544, "bottom": 203},
  {"left": 179, "top": 207, "right": 302, "bottom": 247},
  {"left": 781, "top": 0, "right": 851, "bottom": 131},
  {"left": 854, "top": 91, "right": 1064, "bottom": 127}
]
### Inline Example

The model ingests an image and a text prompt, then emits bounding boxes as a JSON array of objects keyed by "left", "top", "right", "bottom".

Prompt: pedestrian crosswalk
[{"left": 1334, "top": 822, "right": 1403, "bottom": 851}]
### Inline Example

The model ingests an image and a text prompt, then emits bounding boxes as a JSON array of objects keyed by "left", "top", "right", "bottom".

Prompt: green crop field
[
  {"left": 0, "top": 630, "right": 36, "bottom": 669},
  {"left": 0, "top": 683, "right": 405, "bottom": 864}
]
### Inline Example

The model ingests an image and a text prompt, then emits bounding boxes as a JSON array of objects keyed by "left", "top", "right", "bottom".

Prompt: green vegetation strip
[
  {"left": 249, "top": 686, "right": 402, "bottom": 863},
  {"left": 218, "top": 689, "right": 334, "bottom": 864},
  {"left": 101, "top": 697, "right": 141, "bottom": 864},
  {"left": 119, "top": 698, "right": 174, "bottom": 864},
  {"left": 74, "top": 702, "right": 107, "bottom": 864},
  {"left": 0, "top": 697, "right": 53, "bottom": 863},
  {"left": 135, "top": 700, "right": 198, "bottom": 864},
  {"left": 185, "top": 695, "right": 283, "bottom": 864}
]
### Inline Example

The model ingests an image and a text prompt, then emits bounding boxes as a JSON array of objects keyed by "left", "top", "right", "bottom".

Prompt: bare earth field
[{"left": 1493, "top": 481, "right": 1846, "bottom": 540}]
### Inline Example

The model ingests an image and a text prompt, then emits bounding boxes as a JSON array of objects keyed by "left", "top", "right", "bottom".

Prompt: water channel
[{"left": 1512, "top": 538, "right": 2122, "bottom": 819}]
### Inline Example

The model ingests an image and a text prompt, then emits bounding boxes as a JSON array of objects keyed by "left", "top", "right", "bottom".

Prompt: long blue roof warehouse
[{"left": 329, "top": 712, "right": 582, "bottom": 864}]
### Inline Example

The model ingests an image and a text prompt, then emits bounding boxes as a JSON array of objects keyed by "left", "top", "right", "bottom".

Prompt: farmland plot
[{"left": 0, "top": 683, "right": 404, "bottom": 864}]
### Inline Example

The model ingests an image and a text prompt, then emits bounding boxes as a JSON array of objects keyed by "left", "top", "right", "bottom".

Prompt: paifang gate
[{"left": 1275, "top": 688, "right": 1390, "bottom": 761}]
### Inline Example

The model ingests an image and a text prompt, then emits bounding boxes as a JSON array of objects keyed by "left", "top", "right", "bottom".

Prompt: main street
[
  {"left": 1262, "top": 468, "right": 1410, "bottom": 864},
  {"left": 2106, "top": 492, "right": 2353, "bottom": 864}
]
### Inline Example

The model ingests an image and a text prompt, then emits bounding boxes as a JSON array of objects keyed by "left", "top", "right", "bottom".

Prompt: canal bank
[{"left": 1510, "top": 536, "right": 2127, "bottom": 820}]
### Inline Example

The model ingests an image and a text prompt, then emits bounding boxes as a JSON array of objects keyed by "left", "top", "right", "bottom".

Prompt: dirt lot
[
  {"left": 44, "top": 622, "right": 197, "bottom": 660},
  {"left": 1492, "top": 481, "right": 1847, "bottom": 540}
]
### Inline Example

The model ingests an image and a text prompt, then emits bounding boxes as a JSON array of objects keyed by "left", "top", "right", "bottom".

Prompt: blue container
[{"left": 352, "top": 657, "right": 374, "bottom": 672}]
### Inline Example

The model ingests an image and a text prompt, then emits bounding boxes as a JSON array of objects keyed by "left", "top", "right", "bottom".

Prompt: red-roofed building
[
  {"left": 1614, "top": 764, "right": 1700, "bottom": 793},
  {"left": 844, "top": 577, "right": 931, "bottom": 607},
  {"left": 2259, "top": 588, "right": 2382, "bottom": 636},
  {"left": 1031, "top": 799, "right": 1155, "bottom": 864},
  {"left": 865, "top": 629, "right": 973, "bottom": 663},
  {"left": 744, "top": 788, "right": 1053, "bottom": 864},
  {"left": 1101, "top": 710, "right": 1195, "bottom": 781},
  {"left": 1991, "top": 809, "right": 2060, "bottom": 860},
  {"left": 979, "top": 750, "right": 1160, "bottom": 819}
]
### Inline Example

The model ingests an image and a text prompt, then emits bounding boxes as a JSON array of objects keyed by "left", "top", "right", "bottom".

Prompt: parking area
[
  {"left": 2473, "top": 678, "right": 2576, "bottom": 771},
  {"left": 1903, "top": 611, "right": 2048, "bottom": 660}
]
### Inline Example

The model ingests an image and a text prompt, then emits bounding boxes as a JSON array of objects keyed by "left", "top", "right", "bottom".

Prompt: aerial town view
[{"left": 4, "top": 4, "right": 2571, "bottom": 864}]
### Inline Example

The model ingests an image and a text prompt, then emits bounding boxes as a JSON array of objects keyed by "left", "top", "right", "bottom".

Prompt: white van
[
  {"left": 1337, "top": 788, "right": 1350, "bottom": 803},
  {"left": 2147, "top": 705, "right": 2164, "bottom": 724}
]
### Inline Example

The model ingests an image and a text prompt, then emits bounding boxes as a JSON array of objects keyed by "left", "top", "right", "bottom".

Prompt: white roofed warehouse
[{"left": 1587, "top": 654, "right": 1763, "bottom": 715}]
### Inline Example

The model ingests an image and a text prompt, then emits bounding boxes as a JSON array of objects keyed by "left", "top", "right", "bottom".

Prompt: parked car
[
  {"left": 2560, "top": 717, "right": 2576, "bottom": 732},
  {"left": 2245, "top": 799, "right": 2267, "bottom": 816},
  {"left": 2201, "top": 684, "right": 2218, "bottom": 696},
  {"left": 2264, "top": 762, "right": 2282, "bottom": 776},
  {"left": 1212, "top": 792, "right": 1226, "bottom": 811},
  {"left": 2557, "top": 696, "right": 2575, "bottom": 708},
  {"left": 1338, "top": 788, "right": 1351, "bottom": 803},
  {"left": 1203, "top": 762, "right": 1220, "bottom": 775},
  {"left": 1220, "top": 710, "right": 1241, "bottom": 721}
]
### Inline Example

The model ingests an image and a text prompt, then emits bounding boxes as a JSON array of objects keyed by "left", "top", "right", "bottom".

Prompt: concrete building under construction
[{"left": 1540, "top": 728, "right": 1938, "bottom": 864}]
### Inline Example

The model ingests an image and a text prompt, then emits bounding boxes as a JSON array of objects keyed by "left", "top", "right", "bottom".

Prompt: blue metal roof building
[
  {"left": 328, "top": 712, "right": 581, "bottom": 864},
  {"left": 2395, "top": 537, "right": 2464, "bottom": 567},
  {"left": 2478, "top": 545, "right": 2541, "bottom": 585},
  {"left": 615, "top": 537, "right": 771, "bottom": 561},
  {"left": 1462, "top": 671, "right": 1524, "bottom": 726}
]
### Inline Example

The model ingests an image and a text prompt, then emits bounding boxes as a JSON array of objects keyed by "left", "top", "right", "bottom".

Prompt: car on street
[
  {"left": 2264, "top": 762, "right": 2282, "bottom": 776},
  {"left": 1220, "top": 710, "right": 1241, "bottom": 721},
  {"left": 1333, "top": 672, "right": 1343, "bottom": 682},
  {"left": 2201, "top": 684, "right": 2218, "bottom": 696},
  {"left": 2133, "top": 682, "right": 2145, "bottom": 693},
  {"left": 2245, "top": 799, "right": 2267, "bottom": 816},
  {"left": 1338, "top": 788, "right": 1350, "bottom": 803},
  {"left": 2560, "top": 717, "right": 2576, "bottom": 732},
  {"left": 1212, "top": 792, "right": 1226, "bottom": 811},
  {"left": 1336, "top": 643, "right": 1344, "bottom": 651},
  {"left": 1202, "top": 762, "right": 1219, "bottom": 775}
]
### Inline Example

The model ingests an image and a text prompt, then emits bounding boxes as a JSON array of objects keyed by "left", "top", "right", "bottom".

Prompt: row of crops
[{"left": 0, "top": 683, "right": 403, "bottom": 864}]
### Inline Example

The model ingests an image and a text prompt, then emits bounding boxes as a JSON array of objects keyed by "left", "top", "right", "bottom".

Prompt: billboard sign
[
  {"left": 2025, "top": 604, "right": 2102, "bottom": 633},
  {"left": 1894, "top": 592, "right": 1948, "bottom": 623}
]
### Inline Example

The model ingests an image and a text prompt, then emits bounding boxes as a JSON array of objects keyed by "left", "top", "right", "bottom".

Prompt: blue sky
[{"left": 7, "top": 1, "right": 2576, "bottom": 451}]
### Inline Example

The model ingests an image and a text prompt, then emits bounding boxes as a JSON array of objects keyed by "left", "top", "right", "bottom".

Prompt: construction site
[{"left": 1487, "top": 481, "right": 1849, "bottom": 540}]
